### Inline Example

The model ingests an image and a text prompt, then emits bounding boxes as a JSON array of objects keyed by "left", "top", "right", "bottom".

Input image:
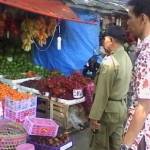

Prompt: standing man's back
[{"left": 89, "top": 26, "right": 132, "bottom": 150}]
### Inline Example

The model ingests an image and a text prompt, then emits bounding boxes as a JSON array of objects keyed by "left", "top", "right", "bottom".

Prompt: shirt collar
[
  {"left": 112, "top": 46, "right": 124, "bottom": 55},
  {"left": 137, "top": 35, "right": 150, "bottom": 52}
]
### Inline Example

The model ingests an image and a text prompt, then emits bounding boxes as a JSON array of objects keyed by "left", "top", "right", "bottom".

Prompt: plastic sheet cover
[{"left": 33, "top": 8, "right": 100, "bottom": 75}]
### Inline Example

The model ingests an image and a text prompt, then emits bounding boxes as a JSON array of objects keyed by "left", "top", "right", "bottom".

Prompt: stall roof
[
  {"left": 0, "top": 0, "right": 80, "bottom": 22},
  {"left": 64, "top": 0, "right": 129, "bottom": 15}
]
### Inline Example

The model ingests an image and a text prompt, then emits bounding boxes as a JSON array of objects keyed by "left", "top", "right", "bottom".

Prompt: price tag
[
  {"left": 60, "top": 141, "right": 73, "bottom": 150},
  {"left": 73, "top": 89, "right": 83, "bottom": 99},
  {"left": 44, "top": 92, "right": 49, "bottom": 97}
]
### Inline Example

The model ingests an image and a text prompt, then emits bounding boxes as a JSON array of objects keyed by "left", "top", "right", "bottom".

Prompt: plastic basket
[
  {"left": 0, "top": 120, "right": 27, "bottom": 150},
  {"left": 23, "top": 117, "right": 59, "bottom": 137}
]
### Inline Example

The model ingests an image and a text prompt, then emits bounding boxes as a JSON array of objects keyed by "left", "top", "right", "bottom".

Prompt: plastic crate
[
  {"left": 5, "top": 96, "right": 37, "bottom": 111},
  {"left": 4, "top": 107, "right": 36, "bottom": 124},
  {"left": 24, "top": 117, "right": 59, "bottom": 137}
]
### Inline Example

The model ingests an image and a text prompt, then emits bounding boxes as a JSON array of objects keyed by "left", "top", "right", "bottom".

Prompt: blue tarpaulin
[{"left": 33, "top": 8, "right": 100, "bottom": 75}]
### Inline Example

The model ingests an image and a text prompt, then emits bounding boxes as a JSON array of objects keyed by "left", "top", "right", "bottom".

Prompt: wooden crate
[
  {"left": 50, "top": 100, "right": 72, "bottom": 129},
  {"left": 37, "top": 96, "right": 86, "bottom": 130},
  {"left": 36, "top": 96, "right": 71, "bottom": 129}
]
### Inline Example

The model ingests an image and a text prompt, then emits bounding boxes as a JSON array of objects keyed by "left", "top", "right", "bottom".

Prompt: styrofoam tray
[
  {"left": 0, "top": 76, "right": 41, "bottom": 85},
  {"left": 17, "top": 85, "right": 40, "bottom": 95},
  {"left": 51, "top": 97, "right": 85, "bottom": 105}
]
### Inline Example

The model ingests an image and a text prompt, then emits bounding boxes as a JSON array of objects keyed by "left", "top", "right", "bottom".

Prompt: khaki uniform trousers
[
  {"left": 89, "top": 100, "right": 127, "bottom": 150},
  {"left": 89, "top": 123, "right": 123, "bottom": 150}
]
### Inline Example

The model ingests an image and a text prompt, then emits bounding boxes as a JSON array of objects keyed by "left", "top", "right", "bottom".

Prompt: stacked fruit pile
[
  {"left": 29, "top": 132, "right": 70, "bottom": 147},
  {"left": 21, "top": 73, "right": 93, "bottom": 99},
  {"left": 0, "top": 82, "right": 31, "bottom": 101}
]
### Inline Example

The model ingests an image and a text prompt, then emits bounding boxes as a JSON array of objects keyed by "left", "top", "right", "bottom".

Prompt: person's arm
[
  {"left": 123, "top": 100, "right": 150, "bottom": 146},
  {"left": 89, "top": 58, "right": 115, "bottom": 129},
  {"left": 123, "top": 46, "right": 150, "bottom": 146}
]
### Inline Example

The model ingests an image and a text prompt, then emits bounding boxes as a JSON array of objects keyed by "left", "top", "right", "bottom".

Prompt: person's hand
[
  {"left": 90, "top": 119, "right": 101, "bottom": 131},
  {"left": 128, "top": 106, "right": 135, "bottom": 116}
]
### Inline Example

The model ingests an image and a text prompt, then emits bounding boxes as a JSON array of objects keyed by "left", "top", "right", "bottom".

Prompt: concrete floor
[{"left": 70, "top": 128, "right": 90, "bottom": 150}]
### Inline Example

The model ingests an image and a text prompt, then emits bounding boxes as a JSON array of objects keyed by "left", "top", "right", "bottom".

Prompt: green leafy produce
[{"left": 0, "top": 54, "right": 50, "bottom": 79}]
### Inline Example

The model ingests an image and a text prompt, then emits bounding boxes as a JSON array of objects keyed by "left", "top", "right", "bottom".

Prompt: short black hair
[
  {"left": 128, "top": 0, "right": 150, "bottom": 17},
  {"left": 104, "top": 25, "right": 126, "bottom": 44}
]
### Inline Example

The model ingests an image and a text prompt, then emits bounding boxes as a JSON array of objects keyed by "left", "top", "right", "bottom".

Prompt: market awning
[{"left": 0, "top": 0, "right": 81, "bottom": 22}]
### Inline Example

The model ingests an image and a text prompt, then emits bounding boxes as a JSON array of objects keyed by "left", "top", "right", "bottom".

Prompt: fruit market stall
[{"left": 0, "top": 1, "right": 98, "bottom": 149}]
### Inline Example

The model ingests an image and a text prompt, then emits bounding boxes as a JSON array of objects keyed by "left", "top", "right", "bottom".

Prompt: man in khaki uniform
[{"left": 89, "top": 26, "right": 133, "bottom": 150}]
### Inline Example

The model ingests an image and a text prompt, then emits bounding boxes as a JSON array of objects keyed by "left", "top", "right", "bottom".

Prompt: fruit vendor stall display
[
  {"left": 20, "top": 73, "right": 94, "bottom": 129},
  {"left": 0, "top": 5, "right": 92, "bottom": 149}
]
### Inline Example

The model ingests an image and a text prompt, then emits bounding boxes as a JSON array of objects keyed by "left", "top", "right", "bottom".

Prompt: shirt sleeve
[
  {"left": 135, "top": 51, "right": 150, "bottom": 100},
  {"left": 89, "top": 58, "right": 116, "bottom": 120}
]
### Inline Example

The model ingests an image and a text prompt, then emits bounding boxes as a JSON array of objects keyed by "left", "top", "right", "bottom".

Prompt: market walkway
[{"left": 70, "top": 128, "right": 90, "bottom": 150}]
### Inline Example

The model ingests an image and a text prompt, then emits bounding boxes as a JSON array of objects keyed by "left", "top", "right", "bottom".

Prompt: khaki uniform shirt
[{"left": 89, "top": 46, "right": 133, "bottom": 120}]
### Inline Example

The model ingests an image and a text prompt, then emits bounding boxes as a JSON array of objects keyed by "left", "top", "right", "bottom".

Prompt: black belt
[{"left": 108, "top": 97, "right": 126, "bottom": 102}]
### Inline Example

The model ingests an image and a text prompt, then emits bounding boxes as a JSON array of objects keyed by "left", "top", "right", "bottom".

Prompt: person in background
[
  {"left": 125, "top": 31, "right": 138, "bottom": 65},
  {"left": 89, "top": 25, "right": 132, "bottom": 150},
  {"left": 121, "top": 0, "right": 150, "bottom": 150}
]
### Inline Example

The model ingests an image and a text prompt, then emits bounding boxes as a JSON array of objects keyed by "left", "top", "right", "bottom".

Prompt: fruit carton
[
  {"left": 4, "top": 107, "right": 36, "bottom": 124},
  {"left": 5, "top": 96, "right": 37, "bottom": 111},
  {"left": 23, "top": 117, "right": 59, "bottom": 137}
]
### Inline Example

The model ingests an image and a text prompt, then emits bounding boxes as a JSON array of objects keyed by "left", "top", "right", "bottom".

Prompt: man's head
[
  {"left": 127, "top": 0, "right": 150, "bottom": 39},
  {"left": 102, "top": 25, "right": 126, "bottom": 55}
]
